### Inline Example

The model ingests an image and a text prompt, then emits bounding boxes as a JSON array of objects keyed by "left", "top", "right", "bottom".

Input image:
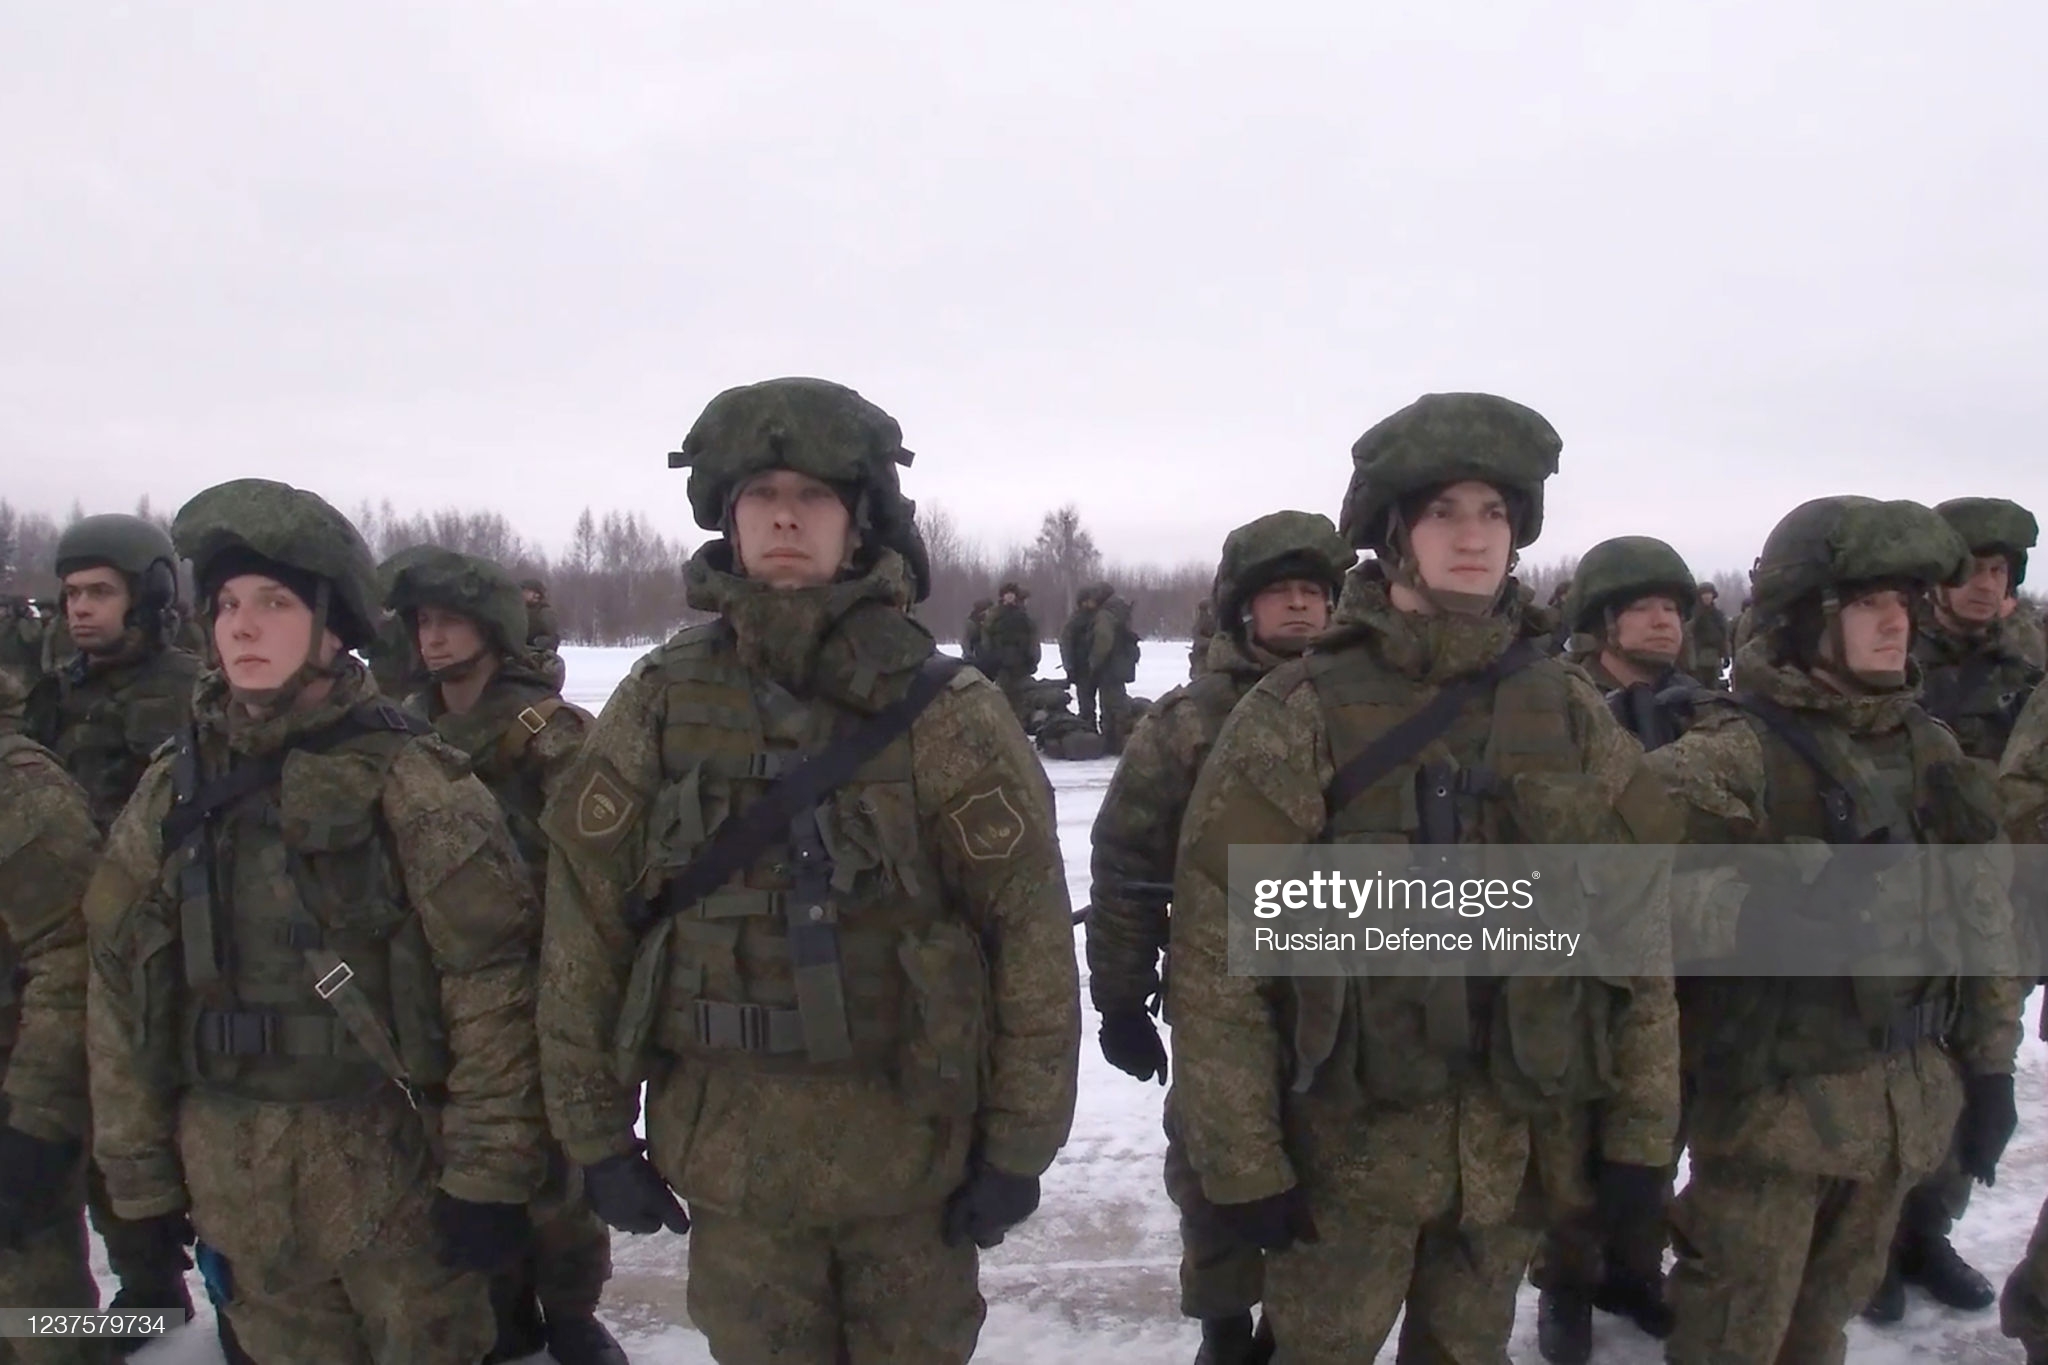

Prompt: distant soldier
[
  {"left": 1188, "top": 596, "right": 1217, "bottom": 681},
  {"left": 521, "top": 578, "right": 568, "bottom": 692},
  {"left": 961, "top": 597, "right": 993, "bottom": 665},
  {"left": 23, "top": 515, "right": 202, "bottom": 1347},
  {"left": 1685, "top": 582, "right": 1732, "bottom": 687},
  {"left": 384, "top": 548, "right": 624, "bottom": 1365},
  {"left": 1060, "top": 587, "right": 1103, "bottom": 729},
  {"left": 980, "top": 581, "right": 1042, "bottom": 720},
  {"left": 0, "top": 595, "right": 45, "bottom": 692},
  {"left": 1087, "top": 582, "right": 1142, "bottom": 755},
  {"left": 0, "top": 668, "right": 104, "bottom": 1365},
  {"left": 2009, "top": 596, "right": 2048, "bottom": 669},
  {"left": 1088, "top": 511, "right": 1352, "bottom": 1365}
]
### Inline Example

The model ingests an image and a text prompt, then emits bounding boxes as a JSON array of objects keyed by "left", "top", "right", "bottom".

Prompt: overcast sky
[{"left": 6, "top": 0, "right": 2046, "bottom": 579}]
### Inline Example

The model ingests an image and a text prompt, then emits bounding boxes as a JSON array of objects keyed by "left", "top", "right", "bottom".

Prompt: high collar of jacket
[
  {"left": 1318, "top": 562, "right": 1525, "bottom": 684},
  {"left": 1917, "top": 613, "right": 2025, "bottom": 667},
  {"left": 195, "top": 655, "right": 375, "bottom": 757},
  {"left": 1729, "top": 637, "right": 1920, "bottom": 735}
]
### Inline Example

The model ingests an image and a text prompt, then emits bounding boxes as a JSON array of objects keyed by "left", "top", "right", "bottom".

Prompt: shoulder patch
[
  {"left": 567, "top": 762, "right": 641, "bottom": 852},
  {"left": 946, "top": 784, "right": 1027, "bottom": 861}
]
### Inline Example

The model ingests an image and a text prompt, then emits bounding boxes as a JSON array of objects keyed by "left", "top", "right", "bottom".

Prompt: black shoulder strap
[
  {"left": 634, "top": 656, "right": 965, "bottom": 931},
  {"left": 1324, "top": 638, "right": 1539, "bottom": 813},
  {"left": 1729, "top": 692, "right": 1858, "bottom": 843},
  {"left": 161, "top": 701, "right": 430, "bottom": 851}
]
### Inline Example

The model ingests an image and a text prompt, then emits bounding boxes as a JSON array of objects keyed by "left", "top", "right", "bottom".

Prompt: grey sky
[{"left": 7, "top": 0, "right": 2046, "bottom": 580}]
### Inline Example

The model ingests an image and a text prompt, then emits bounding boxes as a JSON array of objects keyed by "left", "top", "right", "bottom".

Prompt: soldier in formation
[
  {"left": 1088, "top": 510, "right": 1353, "bottom": 1365},
  {"left": 384, "top": 547, "right": 625, "bottom": 1365},
  {"left": 1060, "top": 585, "right": 1104, "bottom": 730},
  {"left": 84, "top": 479, "right": 548, "bottom": 1362},
  {"left": 1649, "top": 496, "right": 2023, "bottom": 1363},
  {"left": 1083, "top": 581, "right": 1143, "bottom": 754},
  {"left": 0, "top": 669, "right": 104, "bottom": 1365},
  {"left": 959, "top": 596, "right": 992, "bottom": 663},
  {"left": 1684, "top": 581, "right": 1732, "bottom": 687},
  {"left": 521, "top": 578, "right": 569, "bottom": 692},
  {"left": 537, "top": 378, "right": 1080, "bottom": 1365},
  {"left": 1187, "top": 595, "right": 1216, "bottom": 680},
  {"left": 1167, "top": 394, "right": 1681, "bottom": 1364},
  {"left": 23, "top": 515, "right": 202, "bottom": 1346},
  {"left": 977, "top": 580, "right": 1042, "bottom": 721}
]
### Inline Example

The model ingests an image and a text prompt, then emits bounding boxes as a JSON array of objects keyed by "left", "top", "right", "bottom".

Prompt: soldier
[
  {"left": 1088, "top": 511, "right": 1353, "bottom": 1365},
  {"left": 1089, "top": 581, "right": 1143, "bottom": 755},
  {"left": 1856, "top": 496, "right": 2044, "bottom": 1323},
  {"left": 537, "top": 378, "right": 1080, "bottom": 1365},
  {"left": 522, "top": 578, "right": 569, "bottom": 693},
  {"left": 83, "top": 478, "right": 547, "bottom": 1363},
  {"left": 1686, "top": 582, "right": 1733, "bottom": 687},
  {"left": 0, "top": 669, "right": 104, "bottom": 1365},
  {"left": 384, "top": 548, "right": 625, "bottom": 1365},
  {"left": 1168, "top": 393, "right": 1681, "bottom": 1364},
  {"left": 1188, "top": 595, "right": 1217, "bottom": 681},
  {"left": 960, "top": 597, "right": 993, "bottom": 666},
  {"left": 979, "top": 580, "right": 1042, "bottom": 720},
  {"left": 1060, "top": 586, "right": 1103, "bottom": 730},
  {"left": 0, "top": 596, "right": 45, "bottom": 693},
  {"left": 22, "top": 515, "right": 201, "bottom": 1343},
  {"left": 2010, "top": 595, "right": 2048, "bottom": 669},
  {"left": 1999, "top": 682, "right": 2048, "bottom": 1362},
  {"left": 1648, "top": 496, "right": 2022, "bottom": 1363}
]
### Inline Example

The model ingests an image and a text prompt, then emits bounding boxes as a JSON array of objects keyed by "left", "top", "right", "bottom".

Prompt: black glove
[
  {"left": 431, "top": 1192, "right": 531, "bottom": 1273},
  {"left": 1098, "top": 1010, "right": 1167, "bottom": 1085},
  {"left": 582, "top": 1148, "right": 691, "bottom": 1235},
  {"left": 942, "top": 1164, "right": 1040, "bottom": 1249},
  {"left": 0, "top": 1126, "right": 80, "bottom": 1247},
  {"left": 119, "top": 1209, "right": 196, "bottom": 1271},
  {"left": 1959, "top": 1071, "right": 2018, "bottom": 1186},
  {"left": 1214, "top": 1187, "right": 1319, "bottom": 1253}
]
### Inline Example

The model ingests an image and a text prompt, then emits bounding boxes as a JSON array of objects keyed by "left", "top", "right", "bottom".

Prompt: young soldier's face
[
  {"left": 1834, "top": 587, "right": 1913, "bottom": 676},
  {"left": 1936, "top": 553, "right": 2012, "bottom": 626},
  {"left": 731, "top": 470, "right": 855, "bottom": 590},
  {"left": 1407, "top": 480, "right": 1513, "bottom": 599},
  {"left": 1248, "top": 578, "right": 1330, "bottom": 647},
  {"left": 63, "top": 565, "right": 132, "bottom": 652},
  {"left": 1612, "top": 594, "right": 1685, "bottom": 664},
  {"left": 213, "top": 574, "right": 341, "bottom": 691},
  {"left": 416, "top": 605, "right": 490, "bottom": 675}
]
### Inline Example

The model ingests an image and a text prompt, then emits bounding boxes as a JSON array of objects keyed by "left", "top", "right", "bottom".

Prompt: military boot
[
  {"left": 1861, "top": 1249, "right": 1906, "bottom": 1324},
  {"left": 107, "top": 1277, "right": 194, "bottom": 1356},
  {"left": 484, "top": 1280, "right": 547, "bottom": 1364},
  {"left": 1537, "top": 1288, "right": 1593, "bottom": 1365},
  {"left": 546, "top": 1310, "right": 631, "bottom": 1365},
  {"left": 1901, "top": 1232, "right": 1995, "bottom": 1311},
  {"left": 1193, "top": 1313, "right": 1258, "bottom": 1365}
]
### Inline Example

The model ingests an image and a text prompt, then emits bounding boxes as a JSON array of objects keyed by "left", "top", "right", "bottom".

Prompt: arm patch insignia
[{"left": 947, "top": 786, "right": 1027, "bottom": 862}]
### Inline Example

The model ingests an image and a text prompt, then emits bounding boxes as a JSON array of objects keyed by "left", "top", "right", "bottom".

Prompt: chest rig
[
  {"left": 1915, "top": 638, "right": 2042, "bottom": 765},
  {"left": 160, "top": 704, "right": 448, "bottom": 1108},
  {"left": 37, "top": 652, "right": 189, "bottom": 830},
  {"left": 618, "top": 626, "right": 973, "bottom": 1095}
]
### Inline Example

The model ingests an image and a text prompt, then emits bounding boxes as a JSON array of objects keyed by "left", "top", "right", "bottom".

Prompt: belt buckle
[{"left": 315, "top": 961, "right": 356, "bottom": 1000}]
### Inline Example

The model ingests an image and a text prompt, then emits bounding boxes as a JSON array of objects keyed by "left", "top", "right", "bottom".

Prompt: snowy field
[{"left": 118, "top": 641, "right": 2048, "bottom": 1363}]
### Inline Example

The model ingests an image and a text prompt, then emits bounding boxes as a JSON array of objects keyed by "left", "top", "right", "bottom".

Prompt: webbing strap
[{"left": 1324, "top": 639, "right": 1539, "bottom": 813}]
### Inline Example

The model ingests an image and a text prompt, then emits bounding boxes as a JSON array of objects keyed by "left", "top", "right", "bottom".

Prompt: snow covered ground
[{"left": 119, "top": 642, "right": 2046, "bottom": 1362}]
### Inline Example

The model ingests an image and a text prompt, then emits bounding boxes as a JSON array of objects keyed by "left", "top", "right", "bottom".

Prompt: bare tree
[{"left": 1030, "top": 504, "right": 1102, "bottom": 613}]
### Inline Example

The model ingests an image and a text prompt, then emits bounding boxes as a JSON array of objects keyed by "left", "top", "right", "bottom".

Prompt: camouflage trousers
[
  {"left": 1527, "top": 1167, "right": 1672, "bottom": 1295},
  {"left": 222, "top": 1248, "right": 494, "bottom": 1365},
  {"left": 1161, "top": 1090, "right": 1262, "bottom": 1320},
  {"left": 86, "top": 1158, "right": 188, "bottom": 1296},
  {"left": 686, "top": 1202, "right": 984, "bottom": 1365},
  {"left": 1893, "top": 1131, "right": 1974, "bottom": 1247},
  {"left": 2001, "top": 1190, "right": 2048, "bottom": 1354},
  {"left": 1075, "top": 677, "right": 1099, "bottom": 730},
  {"left": 0, "top": 1178, "right": 101, "bottom": 1365},
  {"left": 1097, "top": 680, "right": 1132, "bottom": 755},
  {"left": 499, "top": 1148, "right": 613, "bottom": 1318},
  {"left": 1666, "top": 1156, "right": 1920, "bottom": 1365},
  {"left": 1260, "top": 1201, "right": 1536, "bottom": 1364}
]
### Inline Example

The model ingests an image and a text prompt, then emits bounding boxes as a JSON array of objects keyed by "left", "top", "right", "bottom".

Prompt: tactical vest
[
  {"left": 33, "top": 648, "right": 196, "bottom": 831},
  {"left": 438, "top": 693, "right": 580, "bottom": 875},
  {"left": 154, "top": 711, "right": 450, "bottom": 1107},
  {"left": 1294, "top": 651, "right": 1622, "bottom": 1113},
  {"left": 1681, "top": 701, "right": 1988, "bottom": 1097},
  {"left": 612, "top": 626, "right": 987, "bottom": 1119},
  {"left": 1915, "top": 636, "right": 2042, "bottom": 764}
]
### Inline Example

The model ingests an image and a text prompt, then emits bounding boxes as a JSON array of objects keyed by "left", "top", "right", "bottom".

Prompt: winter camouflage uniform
[
  {"left": 2000, "top": 682, "right": 2048, "bottom": 1359},
  {"left": 1685, "top": 593, "right": 1732, "bottom": 687},
  {"left": 539, "top": 379, "right": 1079, "bottom": 1365},
  {"left": 978, "top": 585, "right": 1041, "bottom": 723},
  {"left": 0, "top": 671, "right": 104, "bottom": 1365},
  {"left": 386, "top": 548, "right": 620, "bottom": 1362},
  {"left": 0, "top": 598, "right": 44, "bottom": 694},
  {"left": 959, "top": 599, "right": 991, "bottom": 666},
  {"left": 84, "top": 481, "right": 546, "bottom": 1365},
  {"left": 1088, "top": 585, "right": 1142, "bottom": 755},
  {"left": 1189, "top": 596, "right": 1217, "bottom": 681},
  {"left": 23, "top": 515, "right": 201, "bottom": 1339},
  {"left": 1647, "top": 496, "right": 2024, "bottom": 1365},
  {"left": 1059, "top": 591, "right": 1101, "bottom": 729},
  {"left": 1169, "top": 395, "right": 1682, "bottom": 1365},
  {"left": 523, "top": 582, "right": 568, "bottom": 694},
  {"left": 1087, "top": 512, "right": 1352, "bottom": 1357}
]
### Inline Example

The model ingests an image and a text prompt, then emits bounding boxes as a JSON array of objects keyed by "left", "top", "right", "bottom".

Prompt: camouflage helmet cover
[
  {"left": 54, "top": 513, "right": 178, "bottom": 581},
  {"left": 1563, "top": 536, "right": 1698, "bottom": 635},
  {"left": 1935, "top": 497, "right": 2037, "bottom": 586},
  {"left": 1213, "top": 510, "right": 1356, "bottom": 628},
  {"left": 172, "top": 478, "right": 380, "bottom": 649},
  {"left": 382, "top": 546, "right": 531, "bottom": 658},
  {"left": 1339, "top": 393, "right": 1562, "bottom": 551},
  {"left": 1751, "top": 496, "right": 1969, "bottom": 622}
]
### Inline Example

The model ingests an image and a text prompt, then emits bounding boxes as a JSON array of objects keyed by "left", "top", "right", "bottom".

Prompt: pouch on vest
[
  {"left": 613, "top": 917, "right": 678, "bottom": 1086},
  {"left": 895, "top": 920, "right": 990, "bottom": 1118}
]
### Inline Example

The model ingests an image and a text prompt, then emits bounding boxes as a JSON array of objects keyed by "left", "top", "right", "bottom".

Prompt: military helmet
[
  {"left": 382, "top": 547, "right": 530, "bottom": 657},
  {"left": 1935, "top": 497, "right": 2037, "bottom": 587},
  {"left": 172, "top": 479, "right": 380, "bottom": 650},
  {"left": 1338, "top": 393, "right": 1562, "bottom": 551},
  {"left": 1563, "top": 537, "right": 1697, "bottom": 635},
  {"left": 1213, "top": 511, "right": 1355, "bottom": 629},
  {"left": 53, "top": 514, "right": 180, "bottom": 619},
  {"left": 518, "top": 576, "right": 546, "bottom": 594},
  {"left": 1751, "top": 496, "right": 1969, "bottom": 623},
  {"left": 999, "top": 580, "right": 1028, "bottom": 601}
]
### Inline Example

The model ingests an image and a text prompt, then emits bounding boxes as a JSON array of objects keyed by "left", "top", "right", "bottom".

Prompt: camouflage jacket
[
  {"left": 84, "top": 661, "right": 545, "bottom": 1242},
  {"left": 1090, "top": 595, "right": 1139, "bottom": 683},
  {"left": 527, "top": 601, "right": 563, "bottom": 653},
  {"left": 27, "top": 640, "right": 199, "bottom": 831},
  {"left": 1646, "top": 641, "right": 2022, "bottom": 1178},
  {"left": 1058, "top": 605, "right": 1095, "bottom": 680},
  {"left": 538, "top": 547, "right": 1079, "bottom": 1224},
  {"left": 979, "top": 601, "right": 1041, "bottom": 679},
  {"left": 1685, "top": 603, "right": 1732, "bottom": 678},
  {"left": 0, "top": 731, "right": 99, "bottom": 1144},
  {"left": 415, "top": 664, "right": 591, "bottom": 883},
  {"left": 1188, "top": 599, "right": 1217, "bottom": 682},
  {"left": 1998, "top": 683, "right": 2048, "bottom": 971},
  {"left": 1087, "top": 631, "right": 1277, "bottom": 1016},
  {"left": 1169, "top": 569, "right": 1680, "bottom": 1220},
  {"left": 1912, "top": 615, "right": 2043, "bottom": 765}
]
